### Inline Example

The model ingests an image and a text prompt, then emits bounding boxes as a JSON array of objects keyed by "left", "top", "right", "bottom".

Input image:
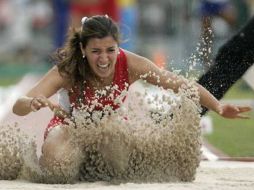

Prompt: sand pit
[
  {"left": 1, "top": 77, "right": 253, "bottom": 189},
  {"left": 0, "top": 161, "right": 253, "bottom": 190}
]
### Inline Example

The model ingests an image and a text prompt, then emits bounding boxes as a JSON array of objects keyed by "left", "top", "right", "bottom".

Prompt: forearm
[
  {"left": 12, "top": 96, "right": 34, "bottom": 116},
  {"left": 197, "top": 83, "right": 221, "bottom": 114}
]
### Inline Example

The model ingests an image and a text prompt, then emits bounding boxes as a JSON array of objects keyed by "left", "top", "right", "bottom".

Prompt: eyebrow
[{"left": 91, "top": 46, "right": 116, "bottom": 50}]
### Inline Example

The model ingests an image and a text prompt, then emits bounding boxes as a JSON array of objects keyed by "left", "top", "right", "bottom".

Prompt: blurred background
[{"left": 0, "top": 0, "right": 254, "bottom": 158}]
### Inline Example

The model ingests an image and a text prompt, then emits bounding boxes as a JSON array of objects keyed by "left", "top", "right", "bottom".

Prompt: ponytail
[{"left": 54, "top": 28, "right": 89, "bottom": 86}]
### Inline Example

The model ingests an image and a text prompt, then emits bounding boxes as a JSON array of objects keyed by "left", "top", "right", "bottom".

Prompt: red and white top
[{"left": 45, "top": 49, "right": 129, "bottom": 139}]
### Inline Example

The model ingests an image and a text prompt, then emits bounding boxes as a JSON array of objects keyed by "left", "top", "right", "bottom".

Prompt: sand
[
  {"left": 1, "top": 77, "right": 253, "bottom": 189},
  {"left": 0, "top": 79, "right": 202, "bottom": 184},
  {"left": 0, "top": 161, "right": 254, "bottom": 190}
]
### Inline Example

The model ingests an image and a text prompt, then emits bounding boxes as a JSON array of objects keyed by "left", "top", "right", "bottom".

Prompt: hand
[
  {"left": 30, "top": 95, "right": 69, "bottom": 118},
  {"left": 217, "top": 104, "right": 252, "bottom": 119},
  {"left": 30, "top": 95, "right": 51, "bottom": 112}
]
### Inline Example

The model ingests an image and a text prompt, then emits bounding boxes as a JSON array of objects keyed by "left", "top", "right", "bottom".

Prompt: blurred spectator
[
  {"left": 69, "top": 0, "right": 120, "bottom": 28},
  {"left": 29, "top": 0, "right": 53, "bottom": 62},
  {"left": 10, "top": 0, "right": 30, "bottom": 42},
  {"left": 198, "top": 0, "right": 237, "bottom": 71},
  {"left": 31, "top": 0, "right": 53, "bottom": 31},
  {"left": 51, "top": 0, "right": 70, "bottom": 48},
  {"left": 118, "top": 0, "right": 138, "bottom": 51},
  {"left": 139, "top": 0, "right": 172, "bottom": 36},
  {"left": 200, "top": 0, "right": 236, "bottom": 27},
  {"left": 0, "top": 0, "right": 53, "bottom": 64},
  {"left": 3, "top": 0, "right": 32, "bottom": 60},
  {"left": 136, "top": 0, "right": 175, "bottom": 65},
  {"left": 0, "top": 0, "right": 12, "bottom": 33}
]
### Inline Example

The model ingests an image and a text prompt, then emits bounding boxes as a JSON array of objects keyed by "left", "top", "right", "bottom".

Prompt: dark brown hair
[{"left": 53, "top": 15, "right": 120, "bottom": 85}]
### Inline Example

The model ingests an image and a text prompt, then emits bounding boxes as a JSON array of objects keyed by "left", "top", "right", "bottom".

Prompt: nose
[{"left": 99, "top": 52, "right": 109, "bottom": 63}]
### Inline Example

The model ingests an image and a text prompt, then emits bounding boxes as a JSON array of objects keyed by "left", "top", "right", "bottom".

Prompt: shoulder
[
  {"left": 122, "top": 49, "right": 151, "bottom": 70},
  {"left": 43, "top": 66, "right": 71, "bottom": 89},
  {"left": 121, "top": 49, "right": 156, "bottom": 82}
]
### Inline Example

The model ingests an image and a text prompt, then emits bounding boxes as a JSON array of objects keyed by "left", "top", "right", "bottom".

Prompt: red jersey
[
  {"left": 45, "top": 49, "right": 129, "bottom": 139},
  {"left": 69, "top": 49, "right": 129, "bottom": 110}
]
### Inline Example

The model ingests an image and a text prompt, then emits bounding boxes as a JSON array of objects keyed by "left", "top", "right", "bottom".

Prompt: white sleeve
[{"left": 57, "top": 88, "right": 71, "bottom": 113}]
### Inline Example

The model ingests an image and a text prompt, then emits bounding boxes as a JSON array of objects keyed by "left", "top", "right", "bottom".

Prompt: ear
[{"left": 79, "top": 42, "right": 86, "bottom": 57}]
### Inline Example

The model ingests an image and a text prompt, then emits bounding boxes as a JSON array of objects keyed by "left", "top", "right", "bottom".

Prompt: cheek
[
  {"left": 110, "top": 54, "right": 118, "bottom": 63},
  {"left": 87, "top": 55, "right": 99, "bottom": 65}
]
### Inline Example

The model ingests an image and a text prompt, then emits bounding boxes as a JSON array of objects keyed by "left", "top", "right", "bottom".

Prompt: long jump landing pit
[
  {"left": 0, "top": 161, "right": 253, "bottom": 190},
  {"left": 1, "top": 75, "right": 254, "bottom": 189}
]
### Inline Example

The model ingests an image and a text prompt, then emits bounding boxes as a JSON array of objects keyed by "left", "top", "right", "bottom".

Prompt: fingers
[
  {"left": 220, "top": 104, "right": 252, "bottom": 119},
  {"left": 30, "top": 97, "right": 42, "bottom": 111},
  {"left": 30, "top": 96, "right": 53, "bottom": 112},
  {"left": 237, "top": 106, "right": 252, "bottom": 113},
  {"left": 30, "top": 100, "right": 39, "bottom": 112},
  {"left": 235, "top": 114, "right": 250, "bottom": 119},
  {"left": 235, "top": 106, "right": 252, "bottom": 119},
  {"left": 29, "top": 96, "right": 69, "bottom": 118}
]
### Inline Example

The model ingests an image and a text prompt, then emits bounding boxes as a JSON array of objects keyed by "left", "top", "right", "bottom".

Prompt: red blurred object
[{"left": 70, "top": 0, "right": 120, "bottom": 27}]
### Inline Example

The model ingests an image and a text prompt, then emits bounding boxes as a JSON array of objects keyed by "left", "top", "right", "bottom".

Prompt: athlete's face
[{"left": 82, "top": 36, "right": 119, "bottom": 79}]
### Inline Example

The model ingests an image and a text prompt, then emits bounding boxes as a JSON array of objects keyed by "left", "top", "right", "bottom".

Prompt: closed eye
[
  {"left": 92, "top": 50, "right": 100, "bottom": 54},
  {"left": 108, "top": 48, "right": 116, "bottom": 53}
]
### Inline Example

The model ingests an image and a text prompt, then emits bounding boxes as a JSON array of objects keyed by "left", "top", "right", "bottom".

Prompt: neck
[{"left": 88, "top": 73, "right": 114, "bottom": 89}]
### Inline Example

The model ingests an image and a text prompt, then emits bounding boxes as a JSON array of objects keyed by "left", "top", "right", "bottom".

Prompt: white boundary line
[{"left": 201, "top": 145, "right": 219, "bottom": 161}]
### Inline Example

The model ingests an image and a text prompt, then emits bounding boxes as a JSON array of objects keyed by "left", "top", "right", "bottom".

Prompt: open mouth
[{"left": 98, "top": 63, "right": 109, "bottom": 70}]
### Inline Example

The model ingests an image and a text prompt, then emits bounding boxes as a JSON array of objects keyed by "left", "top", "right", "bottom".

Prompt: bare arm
[
  {"left": 125, "top": 50, "right": 251, "bottom": 118},
  {"left": 12, "top": 66, "right": 68, "bottom": 116}
]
